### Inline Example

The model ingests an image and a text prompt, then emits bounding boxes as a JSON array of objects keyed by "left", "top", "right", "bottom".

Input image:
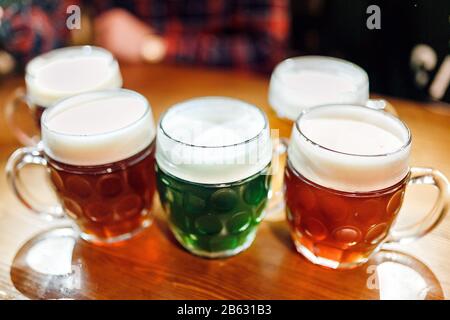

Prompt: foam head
[
  {"left": 26, "top": 46, "right": 122, "bottom": 107},
  {"left": 156, "top": 97, "right": 272, "bottom": 184},
  {"left": 42, "top": 89, "right": 155, "bottom": 166},
  {"left": 288, "top": 104, "right": 411, "bottom": 192},
  {"left": 269, "top": 56, "right": 369, "bottom": 121}
]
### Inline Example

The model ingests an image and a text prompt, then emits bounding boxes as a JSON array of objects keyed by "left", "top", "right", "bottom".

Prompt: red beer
[
  {"left": 48, "top": 143, "right": 155, "bottom": 241},
  {"left": 285, "top": 161, "right": 407, "bottom": 268},
  {"left": 7, "top": 89, "right": 156, "bottom": 244},
  {"left": 285, "top": 104, "right": 449, "bottom": 269}
]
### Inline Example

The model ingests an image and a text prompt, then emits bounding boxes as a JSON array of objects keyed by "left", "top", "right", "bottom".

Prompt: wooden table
[{"left": 0, "top": 64, "right": 449, "bottom": 300}]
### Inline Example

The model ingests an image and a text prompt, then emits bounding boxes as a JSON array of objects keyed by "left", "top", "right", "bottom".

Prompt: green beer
[
  {"left": 156, "top": 97, "right": 272, "bottom": 258},
  {"left": 156, "top": 163, "right": 271, "bottom": 257}
]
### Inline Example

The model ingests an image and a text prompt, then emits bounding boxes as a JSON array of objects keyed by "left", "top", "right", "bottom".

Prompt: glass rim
[
  {"left": 158, "top": 96, "right": 269, "bottom": 149},
  {"left": 25, "top": 45, "right": 118, "bottom": 78},
  {"left": 294, "top": 103, "right": 412, "bottom": 158},
  {"left": 41, "top": 88, "right": 152, "bottom": 138},
  {"left": 271, "top": 55, "right": 369, "bottom": 95}
]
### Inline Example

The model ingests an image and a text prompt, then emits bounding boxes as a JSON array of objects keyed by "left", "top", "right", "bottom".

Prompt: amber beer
[
  {"left": 265, "top": 57, "right": 373, "bottom": 220},
  {"left": 285, "top": 164, "right": 408, "bottom": 267},
  {"left": 5, "top": 46, "right": 122, "bottom": 145},
  {"left": 7, "top": 89, "right": 156, "bottom": 243},
  {"left": 285, "top": 104, "right": 449, "bottom": 269}
]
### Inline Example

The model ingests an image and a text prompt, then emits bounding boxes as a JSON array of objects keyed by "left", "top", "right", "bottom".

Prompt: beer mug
[
  {"left": 7, "top": 89, "right": 156, "bottom": 243},
  {"left": 266, "top": 56, "right": 396, "bottom": 221},
  {"left": 156, "top": 97, "right": 272, "bottom": 258},
  {"left": 268, "top": 56, "right": 395, "bottom": 121},
  {"left": 5, "top": 46, "right": 122, "bottom": 146},
  {"left": 285, "top": 104, "right": 449, "bottom": 269}
]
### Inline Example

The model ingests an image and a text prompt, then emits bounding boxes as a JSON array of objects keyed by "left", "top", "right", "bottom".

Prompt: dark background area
[
  {"left": 289, "top": 0, "right": 450, "bottom": 102},
  {"left": 0, "top": 0, "right": 448, "bottom": 102}
]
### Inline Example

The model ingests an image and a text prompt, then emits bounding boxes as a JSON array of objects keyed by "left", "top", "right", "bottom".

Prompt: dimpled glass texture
[
  {"left": 285, "top": 161, "right": 408, "bottom": 269},
  {"left": 156, "top": 163, "right": 271, "bottom": 258},
  {"left": 47, "top": 143, "right": 156, "bottom": 242}
]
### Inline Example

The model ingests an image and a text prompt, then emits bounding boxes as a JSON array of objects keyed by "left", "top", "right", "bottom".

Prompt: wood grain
[{"left": 0, "top": 64, "right": 449, "bottom": 300}]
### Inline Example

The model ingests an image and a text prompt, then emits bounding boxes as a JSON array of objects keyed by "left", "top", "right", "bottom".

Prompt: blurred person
[{"left": 0, "top": 0, "right": 289, "bottom": 73}]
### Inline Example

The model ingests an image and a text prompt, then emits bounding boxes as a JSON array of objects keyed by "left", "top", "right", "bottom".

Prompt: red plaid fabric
[{"left": 1, "top": 0, "right": 289, "bottom": 72}]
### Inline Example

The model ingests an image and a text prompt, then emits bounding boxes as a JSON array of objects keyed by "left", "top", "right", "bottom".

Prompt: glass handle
[
  {"left": 265, "top": 137, "right": 289, "bottom": 221},
  {"left": 4, "top": 87, "right": 40, "bottom": 146},
  {"left": 6, "top": 147, "right": 64, "bottom": 219},
  {"left": 386, "top": 167, "right": 450, "bottom": 244},
  {"left": 366, "top": 99, "right": 398, "bottom": 116}
]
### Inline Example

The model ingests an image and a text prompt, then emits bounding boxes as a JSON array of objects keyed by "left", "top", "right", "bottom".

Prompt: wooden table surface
[{"left": 0, "top": 64, "right": 449, "bottom": 300}]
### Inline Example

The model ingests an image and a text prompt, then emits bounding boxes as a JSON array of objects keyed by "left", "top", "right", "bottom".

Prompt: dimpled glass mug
[
  {"left": 156, "top": 97, "right": 273, "bottom": 258},
  {"left": 285, "top": 104, "right": 449, "bottom": 269},
  {"left": 268, "top": 56, "right": 398, "bottom": 122},
  {"left": 266, "top": 56, "right": 398, "bottom": 221},
  {"left": 7, "top": 89, "right": 156, "bottom": 243},
  {"left": 5, "top": 46, "right": 122, "bottom": 146}
]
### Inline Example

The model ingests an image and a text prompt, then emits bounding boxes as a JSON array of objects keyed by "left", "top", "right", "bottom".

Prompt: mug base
[
  {"left": 174, "top": 228, "right": 257, "bottom": 259},
  {"left": 78, "top": 215, "right": 153, "bottom": 245},
  {"left": 293, "top": 238, "right": 370, "bottom": 270}
]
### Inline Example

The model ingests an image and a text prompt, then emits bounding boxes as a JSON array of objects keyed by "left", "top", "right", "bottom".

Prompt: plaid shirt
[{"left": 0, "top": 0, "right": 289, "bottom": 72}]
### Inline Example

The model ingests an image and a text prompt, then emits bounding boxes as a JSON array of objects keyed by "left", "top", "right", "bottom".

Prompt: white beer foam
[
  {"left": 26, "top": 46, "right": 122, "bottom": 107},
  {"left": 288, "top": 105, "right": 411, "bottom": 192},
  {"left": 156, "top": 97, "right": 272, "bottom": 184},
  {"left": 269, "top": 56, "right": 369, "bottom": 121},
  {"left": 42, "top": 89, "right": 155, "bottom": 166}
]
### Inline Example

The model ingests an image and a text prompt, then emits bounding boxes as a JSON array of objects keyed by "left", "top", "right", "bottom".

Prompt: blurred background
[{"left": 0, "top": 0, "right": 449, "bottom": 103}]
